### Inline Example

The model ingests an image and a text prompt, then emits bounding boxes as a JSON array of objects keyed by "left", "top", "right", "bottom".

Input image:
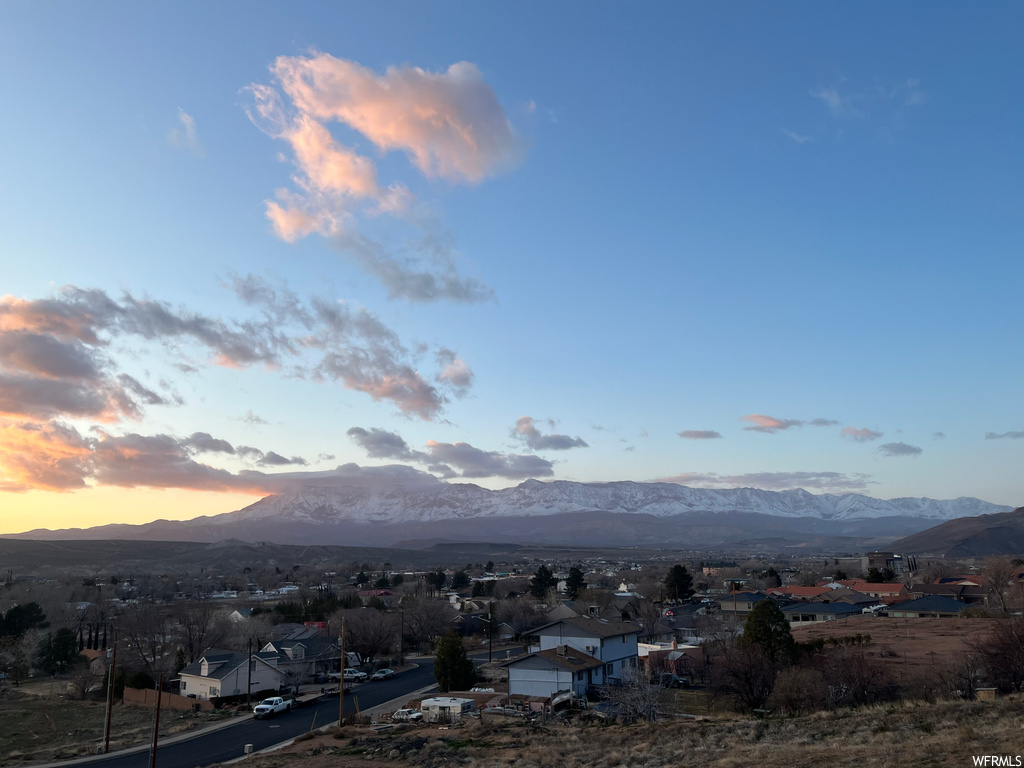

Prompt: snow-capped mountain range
[
  {"left": 6, "top": 477, "right": 1012, "bottom": 548},
  {"left": 228, "top": 479, "right": 1009, "bottom": 526}
]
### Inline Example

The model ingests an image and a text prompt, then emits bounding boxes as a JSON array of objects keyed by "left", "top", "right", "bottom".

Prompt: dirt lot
[
  {"left": 222, "top": 695, "right": 1024, "bottom": 768},
  {"left": 0, "top": 686, "right": 234, "bottom": 765},
  {"left": 790, "top": 616, "right": 997, "bottom": 672}
]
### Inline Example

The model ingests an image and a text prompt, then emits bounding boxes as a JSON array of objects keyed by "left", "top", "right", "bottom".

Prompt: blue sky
[{"left": 1, "top": 2, "right": 1021, "bottom": 533}]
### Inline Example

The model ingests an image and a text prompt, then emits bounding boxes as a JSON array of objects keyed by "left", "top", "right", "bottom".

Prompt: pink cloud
[
  {"left": 741, "top": 414, "right": 803, "bottom": 433},
  {"left": 271, "top": 54, "right": 524, "bottom": 184}
]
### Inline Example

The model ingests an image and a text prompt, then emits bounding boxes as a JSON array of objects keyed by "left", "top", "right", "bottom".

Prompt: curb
[
  {"left": 32, "top": 711, "right": 254, "bottom": 768},
  {"left": 224, "top": 678, "right": 441, "bottom": 763}
]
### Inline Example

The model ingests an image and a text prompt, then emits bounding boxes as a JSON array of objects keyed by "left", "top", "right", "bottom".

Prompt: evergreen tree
[
  {"left": 565, "top": 567, "right": 587, "bottom": 600},
  {"left": 741, "top": 600, "right": 797, "bottom": 665},
  {"left": 664, "top": 565, "right": 695, "bottom": 603},
  {"left": 433, "top": 631, "right": 476, "bottom": 693},
  {"left": 529, "top": 565, "right": 557, "bottom": 600},
  {"left": 450, "top": 570, "right": 471, "bottom": 590},
  {"left": 833, "top": 569, "right": 848, "bottom": 581},
  {"left": 761, "top": 568, "right": 782, "bottom": 588},
  {"left": 0, "top": 602, "right": 48, "bottom": 638},
  {"left": 38, "top": 628, "right": 79, "bottom": 675}
]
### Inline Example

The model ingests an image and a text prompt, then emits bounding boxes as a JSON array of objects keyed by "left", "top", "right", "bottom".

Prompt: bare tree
[
  {"left": 713, "top": 645, "right": 778, "bottom": 712},
  {"left": 173, "top": 601, "right": 223, "bottom": 663},
  {"left": 972, "top": 617, "right": 1024, "bottom": 692},
  {"left": 69, "top": 656, "right": 100, "bottom": 700},
  {"left": 982, "top": 558, "right": 1015, "bottom": 615},
  {"left": 605, "top": 665, "right": 671, "bottom": 722},
  {"left": 334, "top": 609, "right": 397, "bottom": 662},
  {"left": 494, "top": 597, "right": 547, "bottom": 637},
  {"left": 397, "top": 597, "right": 456, "bottom": 651},
  {"left": 940, "top": 652, "right": 984, "bottom": 700},
  {"left": 118, "top": 603, "right": 170, "bottom": 679},
  {"left": 224, "top": 614, "right": 273, "bottom": 652}
]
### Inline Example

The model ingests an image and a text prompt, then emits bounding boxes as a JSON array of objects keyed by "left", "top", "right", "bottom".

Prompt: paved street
[{"left": 82, "top": 661, "right": 437, "bottom": 768}]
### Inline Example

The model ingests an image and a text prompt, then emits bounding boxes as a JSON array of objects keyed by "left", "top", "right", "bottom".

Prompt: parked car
[
  {"left": 343, "top": 668, "right": 368, "bottom": 683},
  {"left": 391, "top": 708, "right": 423, "bottom": 722},
  {"left": 371, "top": 668, "right": 395, "bottom": 681},
  {"left": 252, "top": 697, "right": 291, "bottom": 718},
  {"left": 657, "top": 673, "right": 689, "bottom": 688}
]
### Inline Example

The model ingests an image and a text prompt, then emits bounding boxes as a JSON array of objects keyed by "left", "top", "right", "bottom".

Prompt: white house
[
  {"left": 502, "top": 645, "right": 606, "bottom": 698},
  {"left": 528, "top": 616, "right": 639, "bottom": 679},
  {"left": 504, "top": 616, "right": 640, "bottom": 700},
  {"left": 178, "top": 649, "right": 283, "bottom": 700}
]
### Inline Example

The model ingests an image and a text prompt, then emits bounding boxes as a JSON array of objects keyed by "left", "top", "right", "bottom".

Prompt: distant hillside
[
  {"left": 892, "top": 506, "right": 1024, "bottom": 556},
  {"left": 1, "top": 478, "right": 1010, "bottom": 549}
]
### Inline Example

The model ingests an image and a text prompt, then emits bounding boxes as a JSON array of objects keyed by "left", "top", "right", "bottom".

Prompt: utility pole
[
  {"left": 102, "top": 627, "right": 118, "bottom": 754},
  {"left": 247, "top": 638, "right": 253, "bottom": 709},
  {"left": 148, "top": 674, "right": 163, "bottom": 768},
  {"left": 338, "top": 617, "right": 345, "bottom": 726},
  {"left": 487, "top": 604, "right": 493, "bottom": 663}
]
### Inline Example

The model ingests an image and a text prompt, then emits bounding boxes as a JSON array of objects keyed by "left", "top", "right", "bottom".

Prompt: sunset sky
[{"left": 1, "top": 3, "right": 1022, "bottom": 535}]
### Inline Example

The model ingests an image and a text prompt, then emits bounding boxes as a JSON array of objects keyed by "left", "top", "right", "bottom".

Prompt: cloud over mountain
[{"left": 512, "top": 416, "right": 588, "bottom": 450}]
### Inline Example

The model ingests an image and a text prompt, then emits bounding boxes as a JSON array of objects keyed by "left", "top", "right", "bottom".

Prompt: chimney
[
  {"left": 557, "top": 644, "right": 568, "bottom": 657},
  {"left": 671, "top": 639, "right": 678, "bottom": 650}
]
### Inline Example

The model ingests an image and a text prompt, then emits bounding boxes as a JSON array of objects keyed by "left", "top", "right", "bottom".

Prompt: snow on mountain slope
[{"left": 210, "top": 478, "right": 1011, "bottom": 528}]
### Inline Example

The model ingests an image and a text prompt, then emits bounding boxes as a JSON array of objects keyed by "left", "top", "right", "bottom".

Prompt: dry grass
[
  {"left": 0, "top": 687, "right": 232, "bottom": 765},
  {"left": 791, "top": 617, "right": 997, "bottom": 671},
  {"left": 229, "top": 696, "right": 1024, "bottom": 768}
]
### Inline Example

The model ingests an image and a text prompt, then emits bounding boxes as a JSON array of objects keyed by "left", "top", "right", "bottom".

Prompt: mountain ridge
[{"left": 2, "top": 478, "right": 1011, "bottom": 549}]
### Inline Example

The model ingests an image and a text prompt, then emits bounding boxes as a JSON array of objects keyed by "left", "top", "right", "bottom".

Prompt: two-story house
[{"left": 503, "top": 616, "right": 640, "bottom": 700}]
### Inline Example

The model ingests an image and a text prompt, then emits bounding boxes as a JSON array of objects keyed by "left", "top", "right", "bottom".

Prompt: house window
[
  {"left": 180, "top": 681, "right": 186, "bottom": 690},
  {"left": 605, "top": 664, "right": 613, "bottom": 676},
  {"left": 210, "top": 687, "right": 219, "bottom": 697}
]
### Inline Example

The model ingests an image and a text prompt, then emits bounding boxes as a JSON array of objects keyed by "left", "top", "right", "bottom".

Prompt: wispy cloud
[
  {"left": 653, "top": 470, "right": 873, "bottom": 493},
  {"left": 877, "top": 442, "right": 923, "bottom": 457},
  {"left": 335, "top": 229, "right": 493, "bottom": 304},
  {"left": 168, "top": 108, "right": 204, "bottom": 157},
  {"left": 242, "top": 410, "right": 268, "bottom": 426},
  {"left": 841, "top": 426, "right": 883, "bottom": 443},
  {"left": 986, "top": 430, "right": 1024, "bottom": 440},
  {"left": 512, "top": 416, "right": 588, "bottom": 451},
  {"left": 933, "top": 432, "right": 946, "bottom": 440},
  {"left": 782, "top": 129, "right": 813, "bottom": 144},
  {"left": 678, "top": 430, "right": 723, "bottom": 440},
  {"left": 810, "top": 79, "right": 926, "bottom": 140},
  {"left": 741, "top": 414, "right": 837, "bottom": 433}
]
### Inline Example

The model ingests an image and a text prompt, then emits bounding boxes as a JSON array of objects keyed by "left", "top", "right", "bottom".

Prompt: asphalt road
[{"left": 89, "top": 661, "right": 437, "bottom": 768}]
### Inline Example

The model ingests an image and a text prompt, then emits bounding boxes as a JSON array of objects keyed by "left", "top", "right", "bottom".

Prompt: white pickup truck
[
  {"left": 329, "top": 669, "right": 368, "bottom": 683},
  {"left": 252, "top": 697, "right": 292, "bottom": 718}
]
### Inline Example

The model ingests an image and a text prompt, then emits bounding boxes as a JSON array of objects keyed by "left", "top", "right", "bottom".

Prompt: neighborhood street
[{"left": 81, "top": 661, "right": 437, "bottom": 768}]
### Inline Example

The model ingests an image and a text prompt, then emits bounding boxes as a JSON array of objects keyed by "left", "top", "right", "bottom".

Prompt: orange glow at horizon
[{"left": 0, "top": 487, "right": 265, "bottom": 536}]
